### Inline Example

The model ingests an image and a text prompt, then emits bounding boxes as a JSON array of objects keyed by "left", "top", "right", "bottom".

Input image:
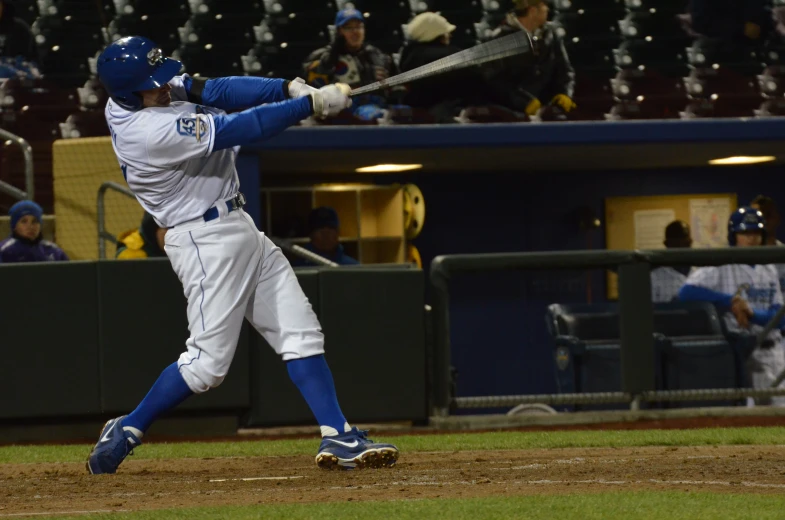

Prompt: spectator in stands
[
  {"left": 115, "top": 212, "right": 167, "bottom": 260},
  {"left": 651, "top": 220, "right": 693, "bottom": 303},
  {"left": 291, "top": 207, "right": 358, "bottom": 267},
  {"left": 0, "top": 200, "right": 67, "bottom": 263},
  {"left": 689, "top": 0, "right": 774, "bottom": 46},
  {"left": 751, "top": 194, "right": 785, "bottom": 292},
  {"left": 679, "top": 207, "right": 785, "bottom": 406},
  {"left": 483, "top": 0, "right": 576, "bottom": 118},
  {"left": 399, "top": 12, "right": 492, "bottom": 123},
  {"left": 302, "top": 8, "right": 396, "bottom": 121},
  {"left": 0, "top": 0, "right": 40, "bottom": 77}
]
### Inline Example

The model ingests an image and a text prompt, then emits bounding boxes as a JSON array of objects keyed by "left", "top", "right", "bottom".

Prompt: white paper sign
[
  {"left": 634, "top": 209, "right": 676, "bottom": 250},
  {"left": 689, "top": 198, "right": 732, "bottom": 248}
]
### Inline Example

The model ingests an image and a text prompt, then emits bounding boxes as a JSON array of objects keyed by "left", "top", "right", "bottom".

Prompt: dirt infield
[{"left": 3, "top": 445, "right": 785, "bottom": 516}]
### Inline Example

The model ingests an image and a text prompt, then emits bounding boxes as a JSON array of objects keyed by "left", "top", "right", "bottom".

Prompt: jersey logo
[{"left": 177, "top": 116, "right": 208, "bottom": 142}]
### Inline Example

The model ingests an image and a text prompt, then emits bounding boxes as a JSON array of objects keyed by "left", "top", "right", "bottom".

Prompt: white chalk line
[
  {"left": 332, "top": 478, "right": 785, "bottom": 490},
  {"left": 209, "top": 476, "right": 305, "bottom": 482},
  {"left": 0, "top": 509, "right": 129, "bottom": 518}
]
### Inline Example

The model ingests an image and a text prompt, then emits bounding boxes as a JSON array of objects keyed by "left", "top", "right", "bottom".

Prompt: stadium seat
[
  {"left": 606, "top": 97, "right": 683, "bottom": 120},
  {"left": 614, "top": 39, "right": 689, "bottom": 77},
  {"left": 263, "top": 0, "right": 336, "bottom": 21},
  {"left": 77, "top": 77, "right": 109, "bottom": 110},
  {"left": 551, "top": 0, "right": 625, "bottom": 14},
  {"left": 0, "top": 77, "right": 79, "bottom": 111},
  {"left": 189, "top": 0, "right": 265, "bottom": 16},
  {"left": 362, "top": 11, "right": 406, "bottom": 54},
  {"left": 411, "top": 0, "right": 483, "bottom": 15},
  {"left": 14, "top": 0, "right": 39, "bottom": 25},
  {"left": 687, "top": 39, "right": 764, "bottom": 76},
  {"left": 253, "top": 14, "right": 330, "bottom": 47},
  {"left": 59, "top": 110, "right": 109, "bottom": 139},
  {"left": 612, "top": 69, "right": 686, "bottom": 100},
  {"left": 618, "top": 11, "right": 691, "bottom": 44},
  {"left": 545, "top": 303, "right": 629, "bottom": 411},
  {"left": 653, "top": 302, "right": 743, "bottom": 408},
  {"left": 553, "top": 11, "right": 623, "bottom": 43},
  {"left": 449, "top": 21, "right": 480, "bottom": 49},
  {"left": 122, "top": 0, "right": 189, "bottom": 17},
  {"left": 37, "top": 40, "right": 101, "bottom": 88},
  {"left": 756, "top": 98, "right": 785, "bottom": 117},
  {"left": 684, "top": 67, "right": 761, "bottom": 99},
  {"left": 623, "top": 0, "right": 688, "bottom": 15},
  {"left": 107, "top": 14, "right": 182, "bottom": 54},
  {"left": 180, "top": 13, "right": 257, "bottom": 47},
  {"left": 174, "top": 42, "right": 248, "bottom": 78},
  {"left": 564, "top": 38, "right": 617, "bottom": 78},
  {"left": 680, "top": 97, "right": 758, "bottom": 119},
  {"left": 455, "top": 104, "right": 530, "bottom": 123},
  {"left": 569, "top": 75, "right": 615, "bottom": 120},
  {"left": 32, "top": 14, "right": 105, "bottom": 49},
  {"left": 757, "top": 65, "right": 785, "bottom": 97},
  {"left": 337, "top": 0, "right": 410, "bottom": 15},
  {"left": 243, "top": 41, "right": 317, "bottom": 78}
]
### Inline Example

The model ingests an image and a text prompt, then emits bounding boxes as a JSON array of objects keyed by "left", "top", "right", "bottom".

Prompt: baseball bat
[{"left": 349, "top": 30, "right": 535, "bottom": 96}]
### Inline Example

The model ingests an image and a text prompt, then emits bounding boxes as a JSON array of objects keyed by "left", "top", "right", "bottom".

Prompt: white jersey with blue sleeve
[
  {"left": 685, "top": 264, "right": 783, "bottom": 337},
  {"left": 105, "top": 75, "right": 239, "bottom": 228}
]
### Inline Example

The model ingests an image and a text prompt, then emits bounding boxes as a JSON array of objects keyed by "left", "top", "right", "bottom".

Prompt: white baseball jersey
[
  {"left": 685, "top": 264, "right": 783, "bottom": 337},
  {"left": 686, "top": 263, "right": 785, "bottom": 404},
  {"left": 774, "top": 240, "right": 785, "bottom": 293},
  {"left": 105, "top": 75, "right": 239, "bottom": 228},
  {"left": 650, "top": 266, "right": 687, "bottom": 303}
]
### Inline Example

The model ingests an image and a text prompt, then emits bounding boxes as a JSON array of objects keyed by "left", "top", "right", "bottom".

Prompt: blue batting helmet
[
  {"left": 96, "top": 36, "right": 182, "bottom": 111},
  {"left": 728, "top": 206, "right": 766, "bottom": 246}
]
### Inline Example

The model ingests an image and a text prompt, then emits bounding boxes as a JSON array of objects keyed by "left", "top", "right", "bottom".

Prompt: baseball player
[
  {"left": 679, "top": 207, "right": 785, "bottom": 405},
  {"left": 650, "top": 219, "right": 693, "bottom": 303},
  {"left": 86, "top": 36, "right": 399, "bottom": 474}
]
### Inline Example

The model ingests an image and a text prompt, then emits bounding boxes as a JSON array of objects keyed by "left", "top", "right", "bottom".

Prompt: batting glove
[
  {"left": 310, "top": 83, "right": 352, "bottom": 118},
  {"left": 288, "top": 77, "right": 318, "bottom": 98}
]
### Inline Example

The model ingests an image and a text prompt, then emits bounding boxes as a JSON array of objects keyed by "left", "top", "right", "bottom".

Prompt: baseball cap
[
  {"left": 335, "top": 8, "right": 364, "bottom": 28},
  {"left": 308, "top": 207, "right": 340, "bottom": 232},
  {"left": 406, "top": 12, "right": 457, "bottom": 43}
]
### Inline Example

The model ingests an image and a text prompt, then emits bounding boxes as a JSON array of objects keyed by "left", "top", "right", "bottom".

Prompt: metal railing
[
  {"left": 429, "top": 246, "right": 785, "bottom": 416},
  {"left": 96, "top": 181, "right": 338, "bottom": 267},
  {"left": 0, "top": 128, "right": 33, "bottom": 201}
]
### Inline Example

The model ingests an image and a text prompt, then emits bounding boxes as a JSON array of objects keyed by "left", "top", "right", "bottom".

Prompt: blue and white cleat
[
  {"left": 316, "top": 427, "right": 399, "bottom": 470},
  {"left": 86, "top": 416, "right": 142, "bottom": 475}
]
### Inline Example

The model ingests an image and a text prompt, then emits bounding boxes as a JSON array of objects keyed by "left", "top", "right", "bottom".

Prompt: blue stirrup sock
[
  {"left": 287, "top": 354, "right": 350, "bottom": 437},
  {"left": 122, "top": 362, "right": 194, "bottom": 437}
]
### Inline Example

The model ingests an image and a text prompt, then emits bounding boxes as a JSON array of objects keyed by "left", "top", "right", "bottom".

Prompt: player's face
[
  {"left": 311, "top": 227, "right": 339, "bottom": 253},
  {"left": 139, "top": 83, "right": 173, "bottom": 108},
  {"left": 736, "top": 231, "right": 763, "bottom": 247},
  {"left": 15, "top": 214, "right": 40, "bottom": 240},
  {"left": 339, "top": 20, "right": 365, "bottom": 51}
]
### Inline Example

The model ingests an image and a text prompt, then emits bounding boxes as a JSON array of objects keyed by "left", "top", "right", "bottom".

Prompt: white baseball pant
[{"left": 163, "top": 205, "right": 325, "bottom": 394}]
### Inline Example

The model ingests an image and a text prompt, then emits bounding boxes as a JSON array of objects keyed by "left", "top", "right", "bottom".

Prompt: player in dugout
[{"left": 679, "top": 207, "right": 785, "bottom": 406}]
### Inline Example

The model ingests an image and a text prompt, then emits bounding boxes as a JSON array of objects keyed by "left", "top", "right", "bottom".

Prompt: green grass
[
  {"left": 40, "top": 492, "right": 785, "bottom": 520},
  {"left": 3, "top": 427, "right": 785, "bottom": 464}
]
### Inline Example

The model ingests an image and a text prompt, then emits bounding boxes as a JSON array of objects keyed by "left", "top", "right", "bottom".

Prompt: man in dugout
[{"left": 484, "top": 0, "right": 576, "bottom": 118}]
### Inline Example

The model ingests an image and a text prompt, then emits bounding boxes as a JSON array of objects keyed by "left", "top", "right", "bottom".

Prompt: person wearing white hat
[{"left": 398, "top": 12, "right": 492, "bottom": 122}]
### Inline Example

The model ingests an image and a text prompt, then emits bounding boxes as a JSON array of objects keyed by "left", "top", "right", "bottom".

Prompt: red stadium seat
[
  {"left": 455, "top": 104, "right": 530, "bottom": 123},
  {"left": 612, "top": 69, "right": 686, "bottom": 100},
  {"left": 59, "top": 110, "right": 110, "bottom": 139},
  {"left": 551, "top": 0, "right": 625, "bottom": 14},
  {"left": 606, "top": 98, "right": 682, "bottom": 120}
]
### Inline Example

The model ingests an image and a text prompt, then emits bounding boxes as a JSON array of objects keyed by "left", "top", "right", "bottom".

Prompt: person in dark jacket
[
  {"left": 302, "top": 8, "right": 396, "bottom": 120},
  {"left": 0, "top": 0, "right": 39, "bottom": 65},
  {"left": 689, "top": 0, "right": 774, "bottom": 45},
  {"left": 484, "top": 0, "right": 576, "bottom": 117},
  {"left": 399, "top": 12, "right": 492, "bottom": 122},
  {"left": 291, "top": 207, "right": 359, "bottom": 267},
  {"left": 0, "top": 200, "right": 68, "bottom": 263}
]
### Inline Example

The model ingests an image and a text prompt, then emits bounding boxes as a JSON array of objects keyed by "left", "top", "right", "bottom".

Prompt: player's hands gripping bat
[
  {"left": 349, "top": 30, "right": 534, "bottom": 96},
  {"left": 310, "top": 83, "right": 352, "bottom": 118},
  {"left": 731, "top": 284, "right": 753, "bottom": 329}
]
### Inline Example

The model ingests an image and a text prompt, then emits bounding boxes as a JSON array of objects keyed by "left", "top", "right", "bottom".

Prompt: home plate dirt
[{"left": 2, "top": 445, "right": 785, "bottom": 516}]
